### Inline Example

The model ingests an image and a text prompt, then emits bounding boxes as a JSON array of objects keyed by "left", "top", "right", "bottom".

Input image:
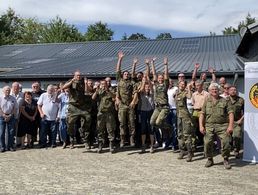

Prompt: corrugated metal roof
[{"left": 0, "top": 34, "right": 243, "bottom": 79}]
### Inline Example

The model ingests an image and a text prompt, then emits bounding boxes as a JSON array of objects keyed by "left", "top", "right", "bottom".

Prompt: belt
[{"left": 193, "top": 109, "right": 201, "bottom": 111}]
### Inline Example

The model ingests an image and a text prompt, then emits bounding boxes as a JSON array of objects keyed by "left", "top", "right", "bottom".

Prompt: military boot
[
  {"left": 178, "top": 150, "right": 186, "bottom": 159},
  {"left": 109, "top": 142, "right": 115, "bottom": 154},
  {"left": 97, "top": 142, "right": 103, "bottom": 153},
  {"left": 205, "top": 157, "right": 214, "bottom": 168},
  {"left": 223, "top": 158, "right": 232, "bottom": 169},
  {"left": 120, "top": 135, "right": 125, "bottom": 148},
  {"left": 186, "top": 152, "right": 194, "bottom": 162},
  {"left": 234, "top": 149, "right": 240, "bottom": 159},
  {"left": 130, "top": 136, "right": 135, "bottom": 147},
  {"left": 177, "top": 150, "right": 187, "bottom": 160}
]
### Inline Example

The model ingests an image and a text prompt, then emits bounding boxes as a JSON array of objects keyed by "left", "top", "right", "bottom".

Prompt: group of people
[{"left": 0, "top": 52, "right": 244, "bottom": 170}]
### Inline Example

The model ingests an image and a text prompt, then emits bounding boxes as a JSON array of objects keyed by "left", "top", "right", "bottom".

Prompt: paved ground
[{"left": 0, "top": 145, "right": 257, "bottom": 195}]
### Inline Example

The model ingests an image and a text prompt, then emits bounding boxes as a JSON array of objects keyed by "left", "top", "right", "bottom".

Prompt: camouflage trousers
[
  {"left": 97, "top": 112, "right": 116, "bottom": 143},
  {"left": 177, "top": 116, "right": 194, "bottom": 152},
  {"left": 118, "top": 104, "right": 135, "bottom": 136},
  {"left": 150, "top": 106, "right": 172, "bottom": 141},
  {"left": 150, "top": 106, "right": 171, "bottom": 129},
  {"left": 67, "top": 104, "right": 91, "bottom": 144},
  {"left": 232, "top": 122, "right": 243, "bottom": 151},
  {"left": 204, "top": 123, "right": 231, "bottom": 158}
]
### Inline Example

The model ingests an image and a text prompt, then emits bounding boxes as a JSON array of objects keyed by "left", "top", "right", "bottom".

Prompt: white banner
[{"left": 243, "top": 62, "right": 258, "bottom": 163}]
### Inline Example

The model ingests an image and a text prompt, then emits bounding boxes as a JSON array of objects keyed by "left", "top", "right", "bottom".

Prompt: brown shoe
[
  {"left": 223, "top": 158, "right": 232, "bottom": 169},
  {"left": 205, "top": 158, "right": 214, "bottom": 168}
]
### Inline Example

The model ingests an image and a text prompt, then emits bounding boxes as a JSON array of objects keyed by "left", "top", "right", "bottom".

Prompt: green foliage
[
  {"left": 156, "top": 32, "right": 172, "bottom": 39},
  {"left": 121, "top": 33, "right": 128, "bottom": 40},
  {"left": 85, "top": 21, "right": 113, "bottom": 41},
  {"left": 127, "top": 33, "right": 148, "bottom": 40},
  {"left": 42, "top": 16, "right": 84, "bottom": 43},
  {"left": 19, "top": 18, "right": 45, "bottom": 44},
  {"left": 223, "top": 13, "right": 256, "bottom": 35},
  {"left": 0, "top": 8, "right": 24, "bottom": 45}
]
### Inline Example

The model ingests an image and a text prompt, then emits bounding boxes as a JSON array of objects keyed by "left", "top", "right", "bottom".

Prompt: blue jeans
[
  {"left": 0, "top": 116, "right": 15, "bottom": 150},
  {"left": 167, "top": 109, "right": 178, "bottom": 148},
  {"left": 40, "top": 119, "right": 57, "bottom": 146},
  {"left": 59, "top": 118, "right": 68, "bottom": 142}
]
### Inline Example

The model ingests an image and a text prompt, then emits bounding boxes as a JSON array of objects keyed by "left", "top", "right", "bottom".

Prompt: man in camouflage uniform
[
  {"left": 150, "top": 57, "right": 171, "bottom": 152},
  {"left": 62, "top": 71, "right": 92, "bottom": 150},
  {"left": 199, "top": 83, "right": 234, "bottom": 169},
  {"left": 228, "top": 86, "right": 244, "bottom": 158},
  {"left": 116, "top": 51, "right": 138, "bottom": 148},
  {"left": 92, "top": 80, "right": 116, "bottom": 153},
  {"left": 176, "top": 80, "right": 195, "bottom": 162}
]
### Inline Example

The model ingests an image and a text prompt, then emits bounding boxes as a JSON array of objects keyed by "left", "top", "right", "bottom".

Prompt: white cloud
[{"left": 0, "top": 0, "right": 258, "bottom": 34}]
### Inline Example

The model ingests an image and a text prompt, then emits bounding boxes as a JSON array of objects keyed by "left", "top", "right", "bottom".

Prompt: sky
[{"left": 0, "top": 0, "right": 258, "bottom": 40}]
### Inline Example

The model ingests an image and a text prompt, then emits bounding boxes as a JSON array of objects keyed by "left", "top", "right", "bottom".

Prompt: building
[{"left": 0, "top": 34, "right": 244, "bottom": 93}]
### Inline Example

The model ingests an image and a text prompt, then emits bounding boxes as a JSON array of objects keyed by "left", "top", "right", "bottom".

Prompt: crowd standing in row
[{"left": 0, "top": 52, "right": 244, "bottom": 169}]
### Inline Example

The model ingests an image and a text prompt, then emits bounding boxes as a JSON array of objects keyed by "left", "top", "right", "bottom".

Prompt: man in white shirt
[{"left": 37, "top": 85, "right": 59, "bottom": 148}]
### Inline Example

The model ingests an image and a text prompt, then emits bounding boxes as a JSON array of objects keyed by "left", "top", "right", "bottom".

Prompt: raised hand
[
  {"left": 208, "top": 67, "right": 215, "bottom": 74},
  {"left": 145, "top": 58, "right": 150, "bottom": 64},
  {"left": 118, "top": 51, "right": 124, "bottom": 59},
  {"left": 195, "top": 63, "right": 200, "bottom": 69},
  {"left": 133, "top": 57, "right": 138, "bottom": 65}
]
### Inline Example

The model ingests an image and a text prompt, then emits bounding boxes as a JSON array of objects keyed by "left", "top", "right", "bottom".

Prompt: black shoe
[
  {"left": 51, "top": 145, "right": 57, "bottom": 148},
  {"left": 0, "top": 148, "right": 5, "bottom": 152},
  {"left": 205, "top": 158, "right": 214, "bottom": 168},
  {"left": 40, "top": 144, "right": 46, "bottom": 148},
  {"left": 9, "top": 147, "right": 16, "bottom": 152}
]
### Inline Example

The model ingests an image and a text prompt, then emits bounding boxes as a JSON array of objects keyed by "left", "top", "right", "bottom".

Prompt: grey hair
[
  {"left": 2, "top": 85, "right": 11, "bottom": 91},
  {"left": 208, "top": 82, "right": 219, "bottom": 91}
]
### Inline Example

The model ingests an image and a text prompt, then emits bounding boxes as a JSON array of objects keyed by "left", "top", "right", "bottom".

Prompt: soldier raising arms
[
  {"left": 62, "top": 70, "right": 92, "bottom": 150},
  {"left": 116, "top": 51, "right": 138, "bottom": 148},
  {"left": 150, "top": 57, "right": 172, "bottom": 150}
]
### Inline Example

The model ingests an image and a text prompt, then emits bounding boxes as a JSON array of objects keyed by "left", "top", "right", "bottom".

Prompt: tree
[
  {"left": 19, "top": 18, "right": 45, "bottom": 44},
  {"left": 156, "top": 32, "right": 172, "bottom": 39},
  {"left": 0, "top": 8, "right": 24, "bottom": 45},
  {"left": 127, "top": 33, "right": 148, "bottom": 40},
  {"left": 223, "top": 13, "right": 256, "bottom": 35},
  {"left": 85, "top": 21, "right": 113, "bottom": 41},
  {"left": 42, "top": 16, "right": 84, "bottom": 43},
  {"left": 121, "top": 33, "right": 128, "bottom": 40}
]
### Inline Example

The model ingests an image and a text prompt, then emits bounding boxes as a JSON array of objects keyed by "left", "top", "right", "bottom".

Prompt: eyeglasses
[{"left": 32, "top": 86, "right": 39, "bottom": 88}]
